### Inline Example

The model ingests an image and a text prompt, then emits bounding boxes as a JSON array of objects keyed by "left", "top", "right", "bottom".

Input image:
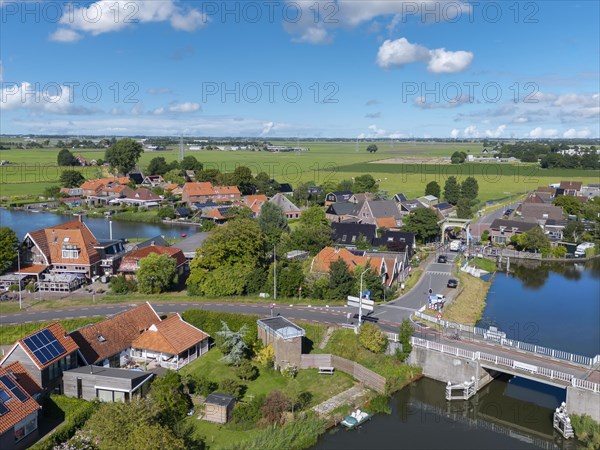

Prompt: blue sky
[{"left": 1, "top": 0, "right": 599, "bottom": 138}]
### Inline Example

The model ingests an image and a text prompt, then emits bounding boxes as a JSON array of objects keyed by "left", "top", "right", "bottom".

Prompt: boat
[{"left": 340, "top": 409, "right": 371, "bottom": 430}]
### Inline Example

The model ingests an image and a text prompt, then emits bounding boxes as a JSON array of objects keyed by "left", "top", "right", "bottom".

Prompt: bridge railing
[
  {"left": 414, "top": 311, "right": 596, "bottom": 367},
  {"left": 410, "top": 337, "right": 600, "bottom": 394}
]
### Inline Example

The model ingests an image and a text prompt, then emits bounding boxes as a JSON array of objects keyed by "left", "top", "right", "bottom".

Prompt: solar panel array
[
  {"left": 0, "top": 375, "right": 28, "bottom": 402},
  {"left": 0, "top": 401, "right": 8, "bottom": 416},
  {"left": 22, "top": 329, "right": 66, "bottom": 365},
  {"left": 0, "top": 389, "right": 10, "bottom": 403}
]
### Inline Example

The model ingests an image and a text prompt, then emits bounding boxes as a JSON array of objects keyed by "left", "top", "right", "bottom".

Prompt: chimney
[{"left": 151, "top": 240, "right": 155, "bottom": 246}]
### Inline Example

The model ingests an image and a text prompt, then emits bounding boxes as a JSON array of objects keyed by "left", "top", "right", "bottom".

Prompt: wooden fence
[{"left": 300, "top": 354, "right": 386, "bottom": 393}]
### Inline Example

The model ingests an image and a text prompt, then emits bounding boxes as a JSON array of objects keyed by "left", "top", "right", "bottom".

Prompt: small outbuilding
[
  {"left": 202, "top": 393, "right": 236, "bottom": 424},
  {"left": 257, "top": 317, "right": 305, "bottom": 370},
  {"left": 62, "top": 366, "right": 154, "bottom": 402}
]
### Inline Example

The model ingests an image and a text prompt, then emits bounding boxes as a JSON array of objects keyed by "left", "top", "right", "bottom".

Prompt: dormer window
[
  {"left": 97, "top": 335, "right": 106, "bottom": 343},
  {"left": 62, "top": 245, "right": 79, "bottom": 259}
]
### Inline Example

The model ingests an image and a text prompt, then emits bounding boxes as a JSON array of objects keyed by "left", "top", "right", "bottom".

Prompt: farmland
[{"left": 1, "top": 141, "right": 598, "bottom": 201}]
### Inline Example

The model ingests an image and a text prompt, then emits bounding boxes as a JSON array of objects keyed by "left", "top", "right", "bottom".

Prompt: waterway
[{"left": 0, "top": 208, "right": 198, "bottom": 240}]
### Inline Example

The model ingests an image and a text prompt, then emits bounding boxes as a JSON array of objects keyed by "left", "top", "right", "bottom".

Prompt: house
[
  {"left": 582, "top": 184, "right": 600, "bottom": 199},
  {"left": 62, "top": 366, "right": 154, "bottom": 403},
  {"left": 174, "top": 207, "right": 191, "bottom": 218},
  {"left": 243, "top": 195, "right": 268, "bottom": 216},
  {"left": 182, "top": 182, "right": 241, "bottom": 205},
  {"left": 269, "top": 193, "right": 302, "bottom": 219},
  {"left": 0, "top": 323, "right": 80, "bottom": 394},
  {"left": 79, "top": 177, "right": 130, "bottom": 197},
  {"left": 59, "top": 187, "right": 82, "bottom": 197},
  {"left": 331, "top": 223, "right": 377, "bottom": 247},
  {"left": 163, "top": 184, "right": 182, "bottom": 197},
  {"left": 172, "top": 232, "right": 212, "bottom": 260},
  {"left": 128, "top": 172, "right": 144, "bottom": 185},
  {"left": 69, "top": 303, "right": 162, "bottom": 368},
  {"left": 141, "top": 175, "right": 165, "bottom": 187},
  {"left": 257, "top": 317, "right": 305, "bottom": 370},
  {"left": 392, "top": 193, "right": 408, "bottom": 204},
  {"left": 432, "top": 202, "right": 455, "bottom": 218},
  {"left": 417, "top": 195, "right": 439, "bottom": 207},
  {"left": 117, "top": 245, "right": 186, "bottom": 279},
  {"left": 518, "top": 203, "right": 564, "bottom": 222},
  {"left": 523, "top": 193, "right": 548, "bottom": 204},
  {"left": 356, "top": 200, "right": 402, "bottom": 229},
  {"left": 307, "top": 186, "right": 324, "bottom": 196},
  {"left": 202, "top": 393, "right": 236, "bottom": 424},
  {"left": 398, "top": 199, "right": 427, "bottom": 215},
  {"left": 277, "top": 183, "right": 294, "bottom": 195},
  {"left": 559, "top": 181, "right": 583, "bottom": 197},
  {"left": 130, "top": 314, "right": 210, "bottom": 370},
  {"left": 325, "top": 191, "right": 353, "bottom": 205},
  {"left": 350, "top": 193, "right": 374, "bottom": 204},
  {"left": 372, "top": 230, "right": 416, "bottom": 256},
  {"left": 311, "top": 247, "right": 368, "bottom": 273},
  {"left": 201, "top": 206, "right": 238, "bottom": 223},
  {"left": 74, "top": 155, "right": 88, "bottom": 166},
  {"left": 325, "top": 202, "right": 362, "bottom": 223},
  {"left": 489, "top": 219, "right": 538, "bottom": 245},
  {"left": 115, "top": 188, "right": 161, "bottom": 207},
  {"left": 0, "top": 363, "right": 42, "bottom": 450}
]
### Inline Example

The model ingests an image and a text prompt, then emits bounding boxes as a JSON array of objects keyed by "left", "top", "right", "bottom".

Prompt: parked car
[
  {"left": 447, "top": 279, "right": 458, "bottom": 288},
  {"left": 437, "top": 255, "right": 448, "bottom": 263},
  {"left": 449, "top": 240, "right": 461, "bottom": 251}
]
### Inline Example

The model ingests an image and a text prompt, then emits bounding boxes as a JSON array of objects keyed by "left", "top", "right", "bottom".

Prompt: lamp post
[
  {"left": 358, "top": 267, "right": 371, "bottom": 327},
  {"left": 17, "top": 251, "right": 22, "bottom": 310},
  {"left": 273, "top": 244, "right": 277, "bottom": 301}
]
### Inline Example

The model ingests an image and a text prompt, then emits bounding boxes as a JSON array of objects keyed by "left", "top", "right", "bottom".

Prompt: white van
[
  {"left": 575, "top": 242, "right": 595, "bottom": 258},
  {"left": 449, "top": 240, "right": 461, "bottom": 251}
]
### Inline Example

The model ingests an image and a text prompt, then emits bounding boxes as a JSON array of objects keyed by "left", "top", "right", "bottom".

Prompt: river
[{"left": 0, "top": 208, "right": 199, "bottom": 240}]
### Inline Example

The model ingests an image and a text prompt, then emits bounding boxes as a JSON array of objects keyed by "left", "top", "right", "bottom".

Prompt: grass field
[
  {"left": 0, "top": 317, "right": 104, "bottom": 345},
  {"left": 1, "top": 142, "right": 598, "bottom": 201}
]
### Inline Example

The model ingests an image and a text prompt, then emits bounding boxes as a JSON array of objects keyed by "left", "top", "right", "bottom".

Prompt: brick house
[
  {"left": 182, "top": 182, "right": 241, "bottom": 205},
  {"left": 489, "top": 219, "right": 538, "bottom": 245},
  {"left": 257, "top": 317, "right": 305, "bottom": 370},
  {"left": 117, "top": 245, "right": 186, "bottom": 279}
]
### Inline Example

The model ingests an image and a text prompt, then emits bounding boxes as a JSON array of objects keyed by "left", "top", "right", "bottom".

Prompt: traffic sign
[
  {"left": 347, "top": 296, "right": 361, "bottom": 302},
  {"left": 360, "top": 298, "right": 375, "bottom": 306},
  {"left": 347, "top": 300, "right": 374, "bottom": 311}
]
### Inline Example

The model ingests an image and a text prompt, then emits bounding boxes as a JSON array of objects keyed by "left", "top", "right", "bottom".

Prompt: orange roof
[
  {"left": 244, "top": 195, "right": 268, "bottom": 213},
  {"left": 163, "top": 183, "right": 179, "bottom": 191},
  {"left": 183, "top": 182, "right": 240, "bottom": 197},
  {"left": 15, "top": 264, "right": 47, "bottom": 275},
  {"left": 27, "top": 220, "right": 100, "bottom": 267},
  {"left": 131, "top": 314, "right": 209, "bottom": 355},
  {"left": 0, "top": 365, "right": 41, "bottom": 435},
  {"left": 13, "top": 323, "right": 79, "bottom": 370},
  {"left": 3, "top": 361, "right": 42, "bottom": 398},
  {"left": 375, "top": 217, "right": 398, "bottom": 229},
  {"left": 118, "top": 246, "right": 186, "bottom": 272},
  {"left": 311, "top": 247, "right": 368, "bottom": 273},
  {"left": 213, "top": 185, "right": 240, "bottom": 195},
  {"left": 79, "top": 179, "right": 104, "bottom": 192},
  {"left": 69, "top": 303, "right": 161, "bottom": 365}
]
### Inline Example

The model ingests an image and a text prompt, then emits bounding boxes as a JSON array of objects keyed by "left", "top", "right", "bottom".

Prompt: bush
[
  {"left": 281, "top": 365, "right": 298, "bottom": 379},
  {"left": 218, "top": 378, "right": 244, "bottom": 397},
  {"left": 358, "top": 322, "right": 388, "bottom": 353},
  {"left": 232, "top": 395, "right": 265, "bottom": 430},
  {"left": 8, "top": 283, "right": 19, "bottom": 292},
  {"left": 255, "top": 344, "right": 275, "bottom": 368},
  {"left": 185, "top": 374, "right": 217, "bottom": 396},
  {"left": 571, "top": 414, "right": 600, "bottom": 450},
  {"left": 109, "top": 276, "right": 137, "bottom": 294},
  {"left": 157, "top": 207, "right": 175, "bottom": 220},
  {"left": 261, "top": 390, "right": 292, "bottom": 425},
  {"left": 182, "top": 310, "right": 258, "bottom": 349},
  {"left": 236, "top": 359, "right": 259, "bottom": 381}
]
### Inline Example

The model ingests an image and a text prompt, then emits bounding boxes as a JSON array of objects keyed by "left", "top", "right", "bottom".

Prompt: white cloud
[
  {"left": 49, "top": 28, "right": 82, "bottom": 43},
  {"left": 485, "top": 124, "right": 506, "bottom": 138},
  {"left": 52, "top": 0, "right": 207, "bottom": 41},
  {"left": 450, "top": 128, "right": 460, "bottom": 138},
  {"left": 168, "top": 102, "right": 200, "bottom": 113},
  {"left": 376, "top": 38, "right": 473, "bottom": 73},
  {"left": 292, "top": 27, "right": 331, "bottom": 44},
  {"left": 0, "top": 81, "right": 97, "bottom": 115},
  {"left": 261, "top": 121, "right": 275, "bottom": 135},
  {"left": 368, "top": 124, "right": 387, "bottom": 136},
  {"left": 563, "top": 128, "right": 592, "bottom": 139},
  {"left": 529, "top": 127, "right": 558, "bottom": 138},
  {"left": 414, "top": 95, "right": 471, "bottom": 109}
]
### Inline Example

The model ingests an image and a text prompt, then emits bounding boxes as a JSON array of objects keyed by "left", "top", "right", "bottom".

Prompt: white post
[
  {"left": 109, "top": 220, "right": 113, "bottom": 240},
  {"left": 17, "top": 251, "right": 22, "bottom": 310},
  {"left": 273, "top": 244, "right": 277, "bottom": 301},
  {"left": 358, "top": 268, "right": 371, "bottom": 327}
]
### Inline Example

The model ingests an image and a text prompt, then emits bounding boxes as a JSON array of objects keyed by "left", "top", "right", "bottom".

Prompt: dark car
[
  {"left": 447, "top": 279, "right": 458, "bottom": 288},
  {"left": 437, "top": 255, "right": 448, "bottom": 263},
  {"left": 353, "top": 313, "right": 379, "bottom": 323}
]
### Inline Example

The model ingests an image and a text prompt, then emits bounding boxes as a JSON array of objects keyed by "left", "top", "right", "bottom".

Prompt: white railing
[
  {"left": 414, "top": 311, "right": 596, "bottom": 367},
  {"left": 410, "top": 337, "right": 600, "bottom": 394}
]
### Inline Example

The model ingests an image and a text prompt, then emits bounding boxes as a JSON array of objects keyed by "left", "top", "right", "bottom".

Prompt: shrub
[
  {"left": 184, "top": 374, "right": 216, "bottom": 396},
  {"left": 261, "top": 390, "right": 292, "bottom": 425},
  {"left": 109, "top": 276, "right": 137, "bottom": 294},
  {"left": 157, "top": 207, "right": 175, "bottom": 220},
  {"left": 255, "top": 344, "right": 274, "bottom": 368},
  {"left": 358, "top": 322, "right": 388, "bottom": 353},
  {"left": 232, "top": 395, "right": 265, "bottom": 430},
  {"left": 236, "top": 359, "right": 258, "bottom": 381},
  {"left": 281, "top": 365, "right": 298, "bottom": 379},
  {"left": 218, "top": 378, "right": 244, "bottom": 397},
  {"left": 571, "top": 414, "right": 600, "bottom": 450}
]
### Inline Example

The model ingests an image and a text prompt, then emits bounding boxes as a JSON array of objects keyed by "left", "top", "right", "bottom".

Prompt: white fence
[
  {"left": 414, "top": 311, "right": 598, "bottom": 367},
  {"left": 411, "top": 337, "right": 600, "bottom": 394}
]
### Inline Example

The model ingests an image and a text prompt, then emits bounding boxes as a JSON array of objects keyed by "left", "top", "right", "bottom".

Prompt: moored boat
[{"left": 340, "top": 409, "right": 371, "bottom": 430}]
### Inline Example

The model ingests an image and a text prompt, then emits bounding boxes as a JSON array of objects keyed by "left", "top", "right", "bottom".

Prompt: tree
[
  {"left": 109, "top": 275, "right": 137, "bottom": 294},
  {"left": 216, "top": 321, "right": 249, "bottom": 365},
  {"left": 255, "top": 344, "right": 274, "bottom": 368},
  {"left": 460, "top": 177, "right": 479, "bottom": 201},
  {"left": 258, "top": 202, "right": 289, "bottom": 245},
  {"left": 43, "top": 185, "right": 61, "bottom": 199},
  {"left": 356, "top": 264, "right": 384, "bottom": 301},
  {"left": 289, "top": 206, "right": 332, "bottom": 255},
  {"left": 443, "top": 176, "right": 460, "bottom": 205},
  {"left": 358, "top": 322, "right": 387, "bottom": 353},
  {"left": 402, "top": 208, "right": 440, "bottom": 242},
  {"left": 218, "top": 378, "right": 244, "bottom": 397},
  {"left": 553, "top": 196, "right": 582, "bottom": 216},
  {"left": 59, "top": 170, "right": 85, "bottom": 188},
  {"left": 57, "top": 148, "right": 77, "bottom": 166},
  {"left": 336, "top": 179, "right": 354, "bottom": 192},
  {"left": 456, "top": 197, "right": 473, "bottom": 219},
  {"left": 563, "top": 221, "right": 585, "bottom": 243},
  {"left": 180, "top": 155, "right": 203, "bottom": 171},
  {"left": 0, "top": 227, "right": 18, "bottom": 275},
  {"left": 396, "top": 319, "right": 414, "bottom": 362},
  {"left": 425, "top": 181, "right": 441, "bottom": 198},
  {"left": 157, "top": 206, "right": 175, "bottom": 220},
  {"left": 353, "top": 174, "right": 378, "bottom": 193},
  {"left": 366, "top": 144, "right": 378, "bottom": 153},
  {"left": 327, "top": 259, "right": 356, "bottom": 300},
  {"left": 105, "top": 138, "right": 143, "bottom": 174},
  {"left": 261, "top": 390, "right": 292, "bottom": 424},
  {"left": 519, "top": 226, "right": 551, "bottom": 253},
  {"left": 163, "top": 169, "right": 185, "bottom": 185},
  {"left": 137, "top": 253, "right": 177, "bottom": 294},
  {"left": 187, "top": 219, "right": 266, "bottom": 296},
  {"left": 148, "top": 370, "right": 191, "bottom": 428},
  {"left": 236, "top": 359, "right": 258, "bottom": 381},
  {"left": 147, "top": 157, "right": 170, "bottom": 175},
  {"left": 128, "top": 423, "right": 185, "bottom": 450},
  {"left": 450, "top": 151, "right": 467, "bottom": 164},
  {"left": 267, "top": 261, "right": 305, "bottom": 298}
]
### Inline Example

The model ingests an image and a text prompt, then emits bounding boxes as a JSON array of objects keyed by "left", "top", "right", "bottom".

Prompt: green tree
[
  {"left": 187, "top": 219, "right": 266, "bottom": 296},
  {"left": 180, "top": 155, "right": 203, "bottom": 171},
  {"left": 128, "top": 423, "right": 185, "bottom": 450},
  {"left": 267, "top": 261, "right": 305, "bottom": 298},
  {"left": 353, "top": 174, "right": 378, "bottom": 193},
  {"left": 356, "top": 264, "right": 384, "bottom": 301},
  {"left": 105, "top": 138, "right": 143, "bottom": 174},
  {"left": 157, "top": 206, "right": 175, "bottom": 220},
  {"left": 236, "top": 359, "right": 258, "bottom": 381},
  {"left": 148, "top": 370, "right": 191, "bottom": 428},
  {"left": 216, "top": 321, "right": 249, "bottom": 365},
  {"left": 137, "top": 253, "right": 177, "bottom": 294},
  {"left": 147, "top": 157, "right": 170, "bottom": 175},
  {"left": 553, "top": 195, "right": 582, "bottom": 216},
  {"left": 163, "top": 169, "right": 185, "bottom": 185},
  {"left": 456, "top": 197, "right": 473, "bottom": 219},
  {"left": 336, "top": 179, "right": 354, "bottom": 192},
  {"left": 59, "top": 170, "right": 85, "bottom": 188},
  {"left": 218, "top": 378, "right": 244, "bottom": 397},
  {"left": 0, "top": 227, "right": 19, "bottom": 275},
  {"left": 258, "top": 202, "right": 289, "bottom": 245},
  {"left": 358, "top": 322, "right": 387, "bottom": 353},
  {"left": 520, "top": 226, "right": 551, "bottom": 253},
  {"left": 366, "top": 144, "right": 378, "bottom": 153},
  {"left": 109, "top": 276, "right": 137, "bottom": 294},
  {"left": 57, "top": 148, "right": 77, "bottom": 166},
  {"left": 327, "top": 259, "right": 356, "bottom": 300},
  {"left": 402, "top": 208, "right": 440, "bottom": 242},
  {"left": 443, "top": 176, "right": 460, "bottom": 205},
  {"left": 396, "top": 319, "right": 414, "bottom": 362},
  {"left": 289, "top": 206, "right": 332, "bottom": 255},
  {"left": 450, "top": 151, "right": 467, "bottom": 164},
  {"left": 563, "top": 221, "right": 585, "bottom": 242},
  {"left": 43, "top": 185, "right": 61, "bottom": 199},
  {"left": 460, "top": 176, "right": 479, "bottom": 201},
  {"left": 425, "top": 181, "right": 441, "bottom": 198}
]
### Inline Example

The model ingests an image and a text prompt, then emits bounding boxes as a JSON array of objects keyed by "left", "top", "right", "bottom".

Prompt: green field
[{"left": 1, "top": 141, "right": 598, "bottom": 201}]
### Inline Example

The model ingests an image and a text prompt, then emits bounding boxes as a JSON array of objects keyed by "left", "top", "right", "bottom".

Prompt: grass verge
[
  {"left": 441, "top": 273, "right": 491, "bottom": 325},
  {"left": 0, "top": 317, "right": 104, "bottom": 345}
]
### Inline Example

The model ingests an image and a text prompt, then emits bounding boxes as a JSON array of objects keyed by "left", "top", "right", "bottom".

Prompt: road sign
[
  {"left": 347, "top": 300, "right": 374, "bottom": 311},
  {"left": 437, "top": 312, "right": 442, "bottom": 319},
  {"left": 360, "top": 298, "right": 375, "bottom": 306},
  {"left": 362, "top": 289, "right": 371, "bottom": 298},
  {"left": 347, "top": 296, "right": 361, "bottom": 302}
]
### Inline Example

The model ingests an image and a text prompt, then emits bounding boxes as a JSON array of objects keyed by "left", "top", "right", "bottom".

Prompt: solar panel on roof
[
  {"left": 0, "top": 375, "right": 28, "bottom": 402},
  {"left": 22, "top": 329, "right": 66, "bottom": 366},
  {"left": 0, "top": 389, "right": 10, "bottom": 403},
  {"left": 0, "top": 401, "right": 8, "bottom": 416}
]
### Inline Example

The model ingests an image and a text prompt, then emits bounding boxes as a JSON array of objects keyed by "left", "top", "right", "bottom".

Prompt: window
[
  {"left": 342, "top": 235, "right": 347, "bottom": 241},
  {"left": 62, "top": 249, "right": 79, "bottom": 259},
  {"left": 97, "top": 389, "right": 113, "bottom": 402}
]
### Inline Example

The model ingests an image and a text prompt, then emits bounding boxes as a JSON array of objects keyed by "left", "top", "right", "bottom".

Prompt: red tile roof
[
  {"left": 311, "top": 247, "right": 368, "bottom": 273},
  {"left": 2, "top": 362, "right": 42, "bottom": 398},
  {"left": 0, "top": 365, "right": 41, "bottom": 435},
  {"left": 375, "top": 217, "right": 398, "bottom": 229},
  {"left": 131, "top": 314, "right": 209, "bottom": 355},
  {"left": 559, "top": 181, "right": 583, "bottom": 191},
  {"left": 118, "top": 246, "right": 186, "bottom": 273},
  {"left": 183, "top": 182, "right": 240, "bottom": 198},
  {"left": 69, "top": 303, "right": 161, "bottom": 365},
  {"left": 12, "top": 323, "right": 79, "bottom": 370}
]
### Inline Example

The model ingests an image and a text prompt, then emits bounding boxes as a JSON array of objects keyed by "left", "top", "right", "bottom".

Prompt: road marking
[{"left": 426, "top": 271, "right": 452, "bottom": 276}]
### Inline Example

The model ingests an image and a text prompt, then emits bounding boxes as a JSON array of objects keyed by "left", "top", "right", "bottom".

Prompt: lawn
[
  {"left": 0, "top": 317, "right": 104, "bottom": 345},
  {"left": 441, "top": 272, "right": 492, "bottom": 325}
]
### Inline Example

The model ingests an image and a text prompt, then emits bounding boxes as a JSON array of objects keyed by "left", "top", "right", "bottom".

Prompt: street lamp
[
  {"left": 358, "top": 267, "right": 371, "bottom": 326},
  {"left": 273, "top": 244, "right": 277, "bottom": 301},
  {"left": 17, "top": 251, "right": 22, "bottom": 310}
]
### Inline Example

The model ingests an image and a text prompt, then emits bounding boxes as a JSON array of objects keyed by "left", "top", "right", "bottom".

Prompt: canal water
[{"left": 0, "top": 208, "right": 199, "bottom": 240}]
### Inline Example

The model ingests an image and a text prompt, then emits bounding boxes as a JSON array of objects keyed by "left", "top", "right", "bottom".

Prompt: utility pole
[
  {"left": 273, "top": 244, "right": 277, "bottom": 301},
  {"left": 17, "top": 251, "right": 22, "bottom": 310},
  {"left": 358, "top": 267, "right": 371, "bottom": 326}
]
